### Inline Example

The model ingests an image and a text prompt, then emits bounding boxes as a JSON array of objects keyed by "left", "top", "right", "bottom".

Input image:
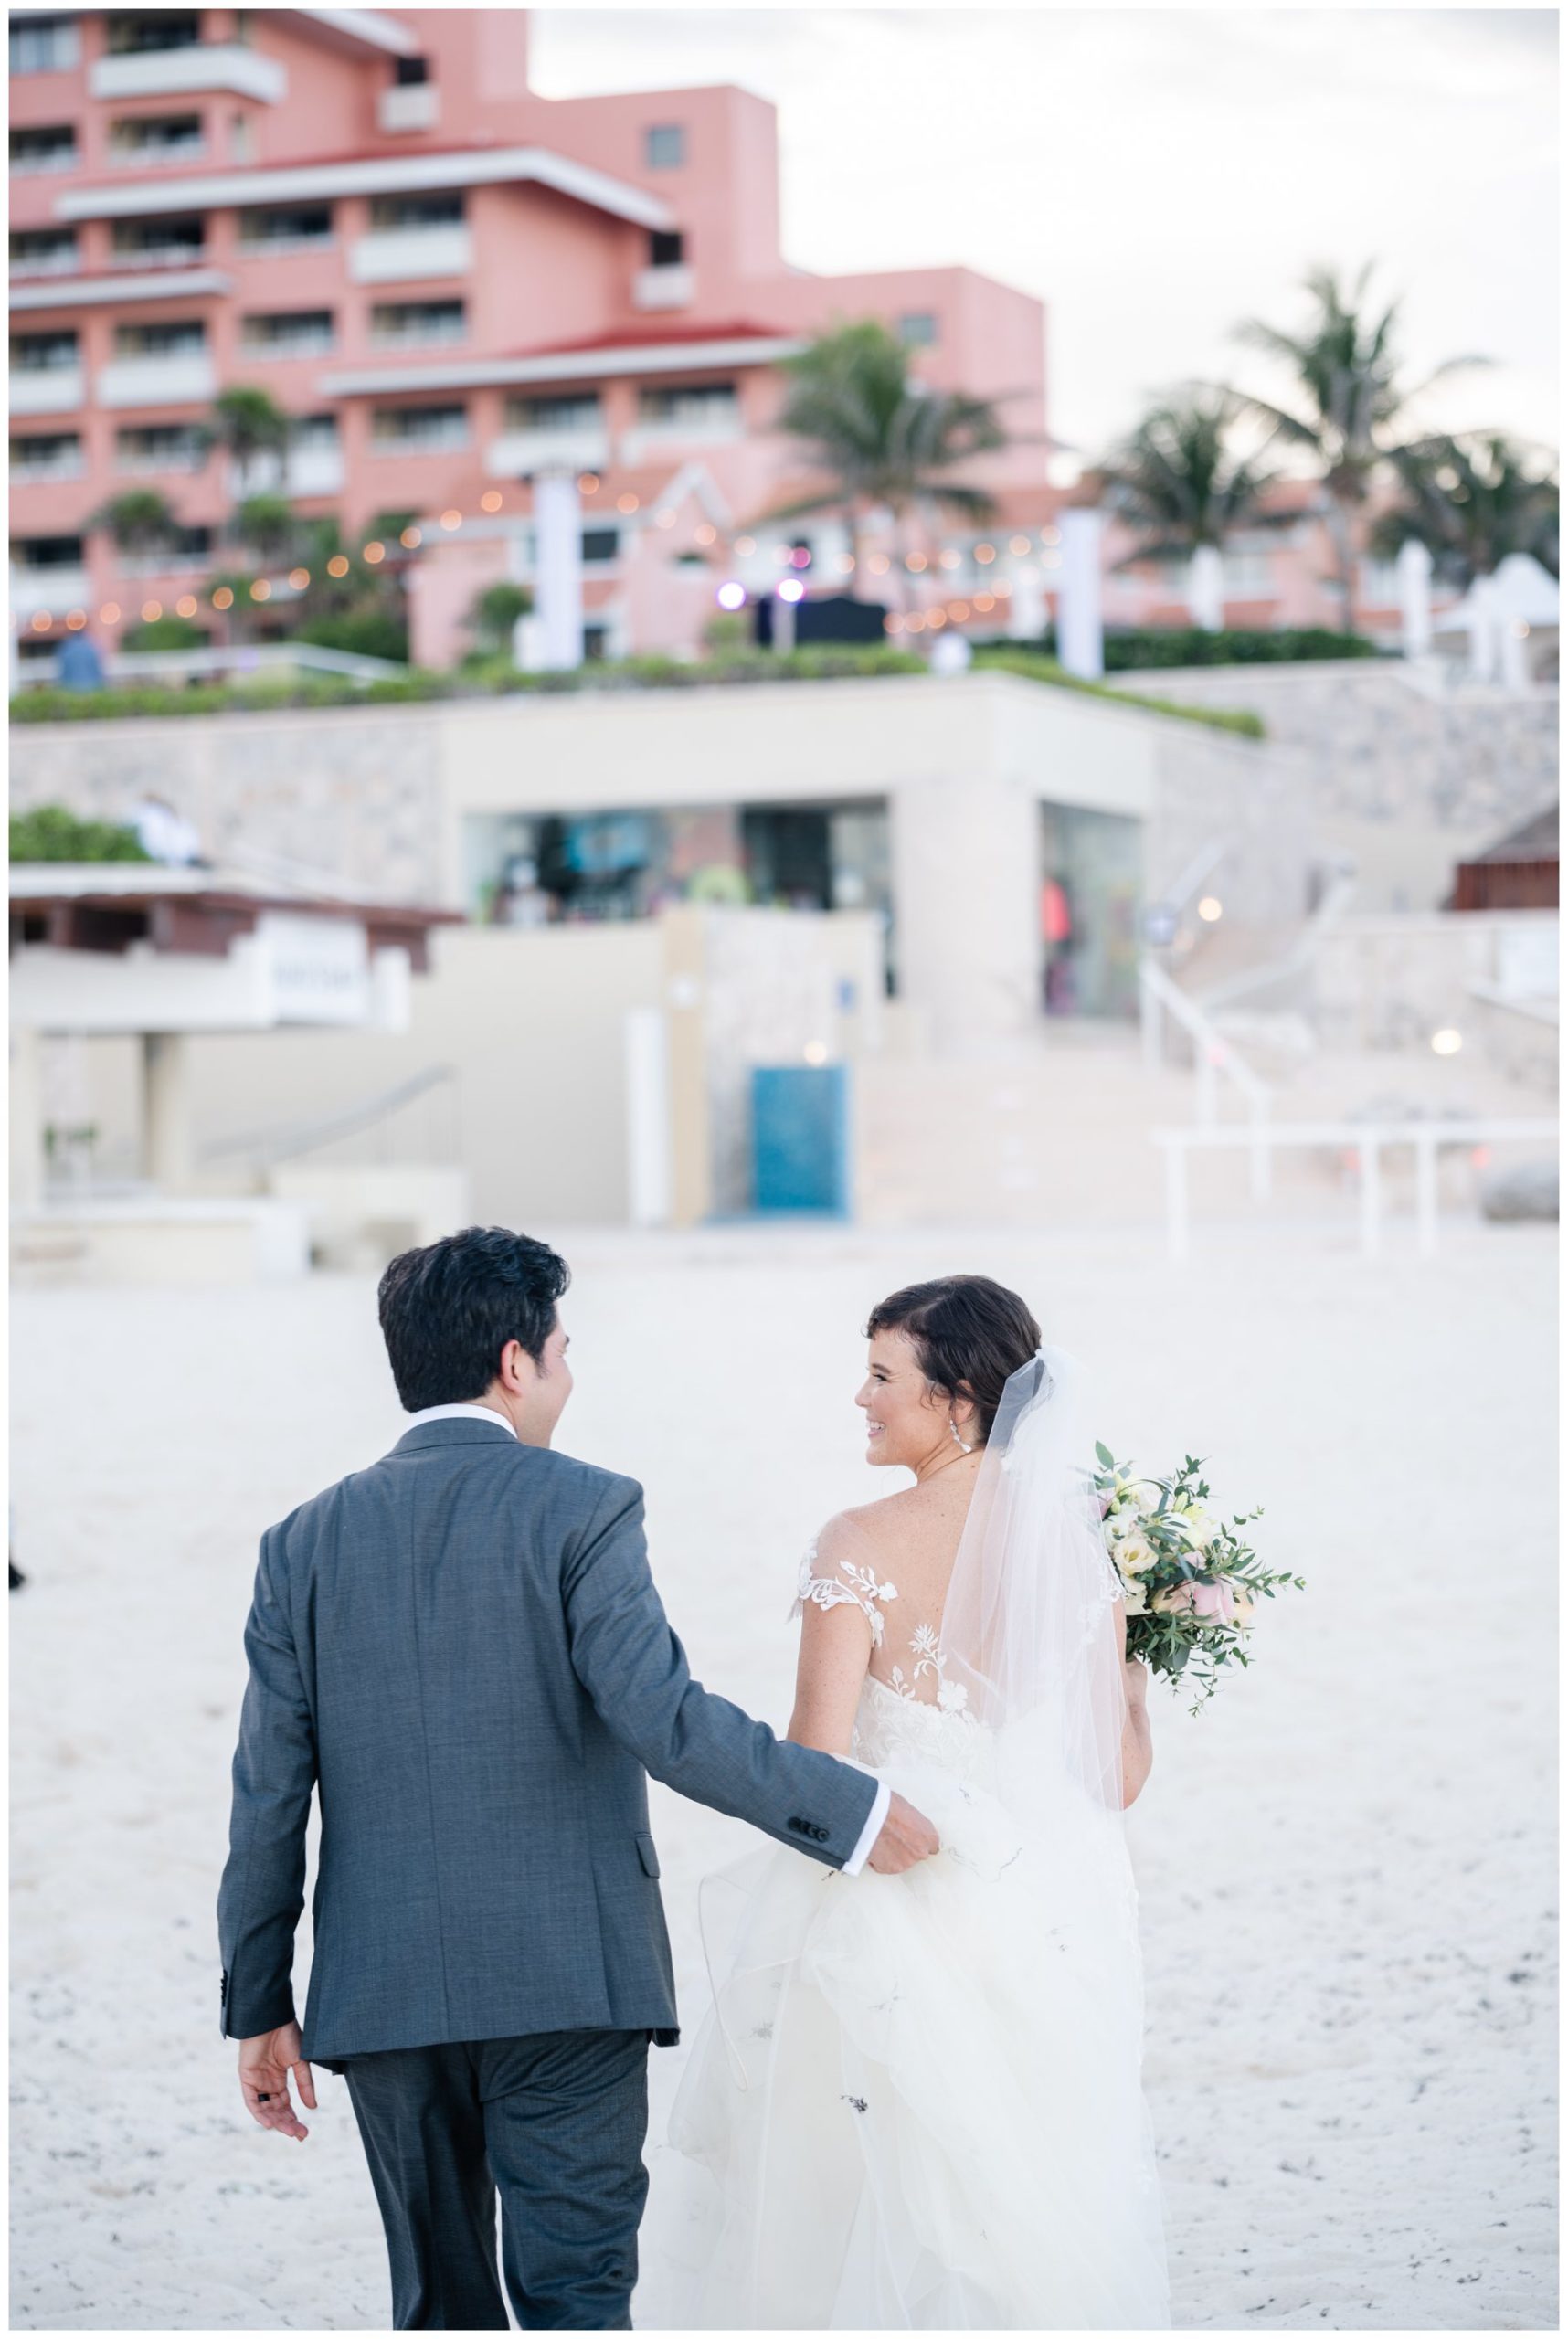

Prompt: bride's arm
[
  {"left": 788, "top": 1596, "right": 874, "bottom": 1757},
  {"left": 1115, "top": 1600, "right": 1154, "bottom": 1807}
]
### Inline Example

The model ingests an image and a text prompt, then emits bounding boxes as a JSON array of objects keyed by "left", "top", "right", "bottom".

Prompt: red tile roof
[{"left": 508, "top": 319, "right": 796, "bottom": 359}]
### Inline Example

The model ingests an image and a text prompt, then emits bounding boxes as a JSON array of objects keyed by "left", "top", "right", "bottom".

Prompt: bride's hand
[{"left": 867, "top": 1790, "right": 940, "bottom": 1874}]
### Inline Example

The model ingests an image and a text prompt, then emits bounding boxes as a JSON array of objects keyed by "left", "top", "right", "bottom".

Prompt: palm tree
[
  {"left": 1227, "top": 263, "right": 1489, "bottom": 629},
  {"left": 1096, "top": 391, "right": 1280, "bottom": 626},
  {"left": 767, "top": 319, "right": 1009, "bottom": 599},
  {"left": 207, "top": 383, "right": 291, "bottom": 492},
  {"left": 88, "top": 487, "right": 181, "bottom": 562},
  {"left": 1371, "top": 431, "right": 1559, "bottom": 585},
  {"left": 231, "top": 492, "right": 298, "bottom": 569}
]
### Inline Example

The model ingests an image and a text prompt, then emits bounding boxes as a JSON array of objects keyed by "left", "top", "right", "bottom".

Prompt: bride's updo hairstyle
[{"left": 865, "top": 1275, "right": 1042, "bottom": 1446}]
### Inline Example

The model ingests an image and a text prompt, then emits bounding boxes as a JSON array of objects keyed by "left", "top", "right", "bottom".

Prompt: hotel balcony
[
  {"left": 619, "top": 414, "right": 744, "bottom": 464},
  {"left": 89, "top": 44, "right": 287, "bottom": 103},
  {"left": 484, "top": 428, "right": 610, "bottom": 479},
  {"left": 632, "top": 263, "right": 694, "bottom": 312},
  {"left": 97, "top": 353, "right": 218, "bottom": 408},
  {"left": 228, "top": 444, "right": 346, "bottom": 500},
  {"left": 10, "top": 448, "right": 86, "bottom": 486},
  {"left": 377, "top": 83, "right": 440, "bottom": 133},
  {"left": 11, "top": 567, "right": 91, "bottom": 619},
  {"left": 348, "top": 225, "right": 472, "bottom": 284},
  {"left": 9, "top": 367, "right": 85, "bottom": 416}
]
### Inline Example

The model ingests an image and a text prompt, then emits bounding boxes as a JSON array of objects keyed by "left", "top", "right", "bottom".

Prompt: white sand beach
[{"left": 8, "top": 1216, "right": 1558, "bottom": 2329}]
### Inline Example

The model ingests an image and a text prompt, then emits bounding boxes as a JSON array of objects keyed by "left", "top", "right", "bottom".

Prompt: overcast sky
[{"left": 531, "top": 6, "right": 1558, "bottom": 471}]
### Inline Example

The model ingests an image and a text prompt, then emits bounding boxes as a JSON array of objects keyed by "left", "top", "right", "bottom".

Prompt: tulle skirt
[{"left": 652, "top": 1743, "right": 1171, "bottom": 2329}]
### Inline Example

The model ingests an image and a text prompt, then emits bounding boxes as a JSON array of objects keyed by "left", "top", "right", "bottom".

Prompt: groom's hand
[
  {"left": 866, "top": 1790, "right": 940, "bottom": 1874},
  {"left": 238, "top": 2022, "right": 317, "bottom": 2141}
]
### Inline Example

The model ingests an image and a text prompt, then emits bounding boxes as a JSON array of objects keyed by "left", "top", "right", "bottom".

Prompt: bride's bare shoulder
[{"left": 821, "top": 1487, "right": 922, "bottom": 1556}]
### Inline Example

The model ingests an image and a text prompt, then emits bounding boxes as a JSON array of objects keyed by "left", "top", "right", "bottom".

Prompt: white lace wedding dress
[{"left": 656, "top": 1530, "right": 1171, "bottom": 2330}]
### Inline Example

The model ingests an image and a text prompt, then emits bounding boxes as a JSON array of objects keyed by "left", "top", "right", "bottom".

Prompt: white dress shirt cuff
[{"left": 839, "top": 1776, "right": 892, "bottom": 1877}]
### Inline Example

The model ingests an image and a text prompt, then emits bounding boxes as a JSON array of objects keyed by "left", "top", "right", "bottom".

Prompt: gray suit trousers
[{"left": 341, "top": 2027, "right": 650, "bottom": 2331}]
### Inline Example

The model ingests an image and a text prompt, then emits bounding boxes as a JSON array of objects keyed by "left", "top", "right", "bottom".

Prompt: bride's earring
[{"left": 949, "top": 1417, "right": 973, "bottom": 1455}]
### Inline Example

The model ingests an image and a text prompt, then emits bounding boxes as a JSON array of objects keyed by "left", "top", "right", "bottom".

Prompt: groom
[{"left": 217, "top": 1225, "right": 938, "bottom": 2330}]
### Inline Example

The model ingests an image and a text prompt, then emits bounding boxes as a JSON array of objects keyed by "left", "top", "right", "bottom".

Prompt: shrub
[
  {"left": 10, "top": 802, "right": 152, "bottom": 862},
  {"left": 122, "top": 615, "right": 209, "bottom": 653},
  {"left": 972, "top": 649, "right": 1267, "bottom": 738},
  {"left": 998, "top": 624, "right": 1381, "bottom": 671},
  {"left": 294, "top": 609, "right": 409, "bottom": 664}
]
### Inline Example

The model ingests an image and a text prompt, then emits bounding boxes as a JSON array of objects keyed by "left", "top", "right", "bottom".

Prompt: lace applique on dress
[{"left": 791, "top": 1539, "right": 899, "bottom": 1648}]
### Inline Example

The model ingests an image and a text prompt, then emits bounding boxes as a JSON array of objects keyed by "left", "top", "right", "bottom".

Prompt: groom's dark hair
[{"left": 378, "top": 1225, "right": 571, "bottom": 1411}]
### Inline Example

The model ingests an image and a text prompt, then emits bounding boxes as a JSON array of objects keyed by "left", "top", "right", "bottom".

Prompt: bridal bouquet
[{"left": 1091, "top": 1445, "right": 1304, "bottom": 1714}]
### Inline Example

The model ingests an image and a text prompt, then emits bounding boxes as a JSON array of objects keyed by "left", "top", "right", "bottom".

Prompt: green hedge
[
  {"left": 10, "top": 644, "right": 927, "bottom": 723},
  {"left": 1002, "top": 624, "right": 1380, "bottom": 671},
  {"left": 11, "top": 803, "right": 151, "bottom": 862},
  {"left": 972, "top": 649, "right": 1266, "bottom": 738}
]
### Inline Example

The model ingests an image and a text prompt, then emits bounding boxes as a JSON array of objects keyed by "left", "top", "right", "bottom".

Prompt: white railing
[
  {"left": 1139, "top": 954, "right": 1273, "bottom": 1182},
  {"left": 22, "top": 641, "right": 408, "bottom": 688},
  {"left": 1154, "top": 1116, "right": 1560, "bottom": 1263},
  {"left": 348, "top": 225, "right": 471, "bottom": 284},
  {"left": 9, "top": 367, "right": 84, "bottom": 416},
  {"left": 1193, "top": 859, "right": 1360, "bottom": 1013}
]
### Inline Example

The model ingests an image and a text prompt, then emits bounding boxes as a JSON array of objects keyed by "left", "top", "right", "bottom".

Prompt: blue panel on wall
[{"left": 751, "top": 1064, "right": 851, "bottom": 1215}]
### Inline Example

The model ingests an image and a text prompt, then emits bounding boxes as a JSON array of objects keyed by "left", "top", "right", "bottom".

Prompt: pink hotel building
[{"left": 9, "top": 6, "right": 1408, "bottom": 668}]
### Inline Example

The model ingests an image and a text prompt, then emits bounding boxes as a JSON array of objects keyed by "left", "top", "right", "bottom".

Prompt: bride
[{"left": 662, "top": 1274, "right": 1171, "bottom": 2329}]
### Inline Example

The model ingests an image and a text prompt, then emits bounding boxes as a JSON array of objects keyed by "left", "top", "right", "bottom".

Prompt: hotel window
[
  {"left": 9, "top": 228, "right": 79, "bottom": 278},
  {"left": 10, "top": 433, "right": 84, "bottom": 482},
  {"left": 113, "top": 318, "right": 207, "bottom": 357},
  {"left": 371, "top": 403, "right": 470, "bottom": 452},
  {"left": 291, "top": 413, "right": 340, "bottom": 454},
  {"left": 644, "top": 123, "right": 685, "bottom": 169},
  {"left": 368, "top": 192, "right": 464, "bottom": 230},
  {"left": 238, "top": 203, "right": 334, "bottom": 253},
  {"left": 1221, "top": 537, "right": 1276, "bottom": 598},
  {"left": 637, "top": 381, "right": 738, "bottom": 428},
  {"left": 503, "top": 393, "right": 602, "bottom": 433},
  {"left": 239, "top": 310, "right": 335, "bottom": 358},
  {"left": 12, "top": 534, "right": 86, "bottom": 570},
  {"left": 106, "top": 12, "right": 201, "bottom": 51},
  {"left": 230, "top": 111, "right": 255, "bottom": 163},
  {"left": 11, "top": 329, "right": 79, "bottom": 373},
  {"left": 648, "top": 228, "right": 685, "bottom": 268},
  {"left": 581, "top": 528, "right": 620, "bottom": 564},
  {"left": 115, "top": 422, "right": 209, "bottom": 473},
  {"left": 111, "top": 215, "right": 207, "bottom": 268},
  {"left": 10, "top": 122, "right": 79, "bottom": 174},
  {"left": 120, "top": 523, "right": 214, "bottom": 572},
  {"left": 898, "top": 312, "right": 938, "bottom": 347},
  {"left": 109, "top": 112, "right": 206, "bottom": 163},
  {"left": 1358, "top": 557, "right": 1403, "bottom": 607},
  {"left": 9, "top": 14, "right": 79, "bottom": 72},
  {"left": 394, "top": 53, "right": 429, "bottom": 84},
  {"left": 370, "top": 299, "right": 466, "bottom": 350}
]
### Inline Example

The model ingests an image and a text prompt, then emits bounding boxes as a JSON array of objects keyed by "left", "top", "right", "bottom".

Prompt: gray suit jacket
[{"left": 217, "top": 1417, "right": 878, "bottom": 2067}]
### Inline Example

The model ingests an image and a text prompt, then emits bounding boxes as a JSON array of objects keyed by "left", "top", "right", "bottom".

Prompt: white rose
[
  {"left": 1121, "top": 1576, "right": 1150, "bottom": 1615},
  {"left": 1117, "top": 1535, "right": 1157, "bottom": 1576},
  {"left": 1171, "top": 1507, "right": 1214, "bottom": 1547},
  {"left": 1133, "top": 1481, "right": 1163, "bottom": 1514}
]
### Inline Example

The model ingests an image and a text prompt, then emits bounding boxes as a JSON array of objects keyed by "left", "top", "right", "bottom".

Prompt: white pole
[
  {"left": 624, "top": 1008, "right": 673, "bottom": 1227},
  {"left": 1057, "top": 510, "right": 1104, "bottom": 679},
  {"left": 1414, "top": 1129, "right": 1438, "bottom": 1257},
  {"left": 1467, "top": 577, "right": 1497, "bottom": 683},
  {"left": 1008, "top": 563, "right": 1046, "bottom": 642},
  {"left": 1397, "top": 539, "right": 1434, "bottom": 659},
  {"left": 1498, "top": 615, "right": 1530, "bottom": 691},
  {"left": 143, "top": 1032, "right": 194, "bottom": 1191},
  {"left": 1358, "top": 1134, "right": 1381, "bottom": 1257},
  {"left": 1188, "top": 545, "right": 1224, "bottom": 632},
  {"left": 534, "top": 466, "right": 583, "bottom": 672}
]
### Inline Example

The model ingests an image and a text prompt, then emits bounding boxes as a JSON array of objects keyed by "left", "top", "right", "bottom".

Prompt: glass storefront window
[{"left": 1039, "top": 801, "right": 1142, "bottom": 1020}]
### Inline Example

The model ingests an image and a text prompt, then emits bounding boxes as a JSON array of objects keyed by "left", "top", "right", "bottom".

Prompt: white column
[
  {"left": 1397, "top": 539, "right": 1434, "bottom": 659},
  {"left": 624, "top": 1007, "right": 673, "bottom": 1227},
  {"left": 1188, "top": 545, "right": 1224, "bottom": 632},
  {"left": 1057, "top": 509, "right": 1104, "bottom": 679},
  {"left": 891, "top": 771, "right": 1041, "bottom": 1056},
  {"left": 1467, "top": 577, "right": 1498, "bottom": 683},
  {"left": 1498, "top": 613, "right": 1531, "bottom": 690},
  {"left": 534, "top": 467, "right": 583, "bottom": 671},
  {"left": 1009, "top": 563, "right": 1046, "bottom": 642},
  {"left": 143, "top": 1032, "right": 194, "bottom": 1191},
  {"left": 10, "top": 1026, "right": 46, "bottom": 1212}
]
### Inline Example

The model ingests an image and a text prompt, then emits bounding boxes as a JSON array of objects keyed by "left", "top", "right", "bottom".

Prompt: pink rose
[{"left": 1153, "top": 1578, "right": 1235, "bottom": 1622}]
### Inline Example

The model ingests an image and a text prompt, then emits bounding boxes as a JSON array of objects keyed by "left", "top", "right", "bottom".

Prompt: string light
[
  {"left": 100, "top": 602, "right": 120, "bottom": 625},
  {"left": 175, "top": 594, "right": 198, "bottom": 618},
  {"left": 973, "top": 591, "right": 995, "bottom": 613},
  {"left": 66, "top": 609, "right": 87, "bottom": 630},
  {"left": 905, "top": 612, "right": 927, "bottom": 632},
  {"left": 734, "top": 534, "right": 755, "bottom": 555},
  {"left": 836, "top": 554, "right": 855, "bottom": 572},
  {"left": 577, "top": 472, "right": 599, "bottom": 493},
  {"left": 885, "top": 612, "right": 905, "bottom": 633},
  {"left": 440, "top": 509, "right": 461, "bottom": 531},
  {"left": 29, "top": 612, "right": 50, "bottom": 631},
  {"left": 694, "top": 523, "right": 716, "bottom": 546},
  {"left": 288, "top": 566, "right": 310, "bottom": 589},
  {"left": 938, "top": 549, "right": 961, "bottom": 570},
  {"left": 141, "top": 599, "right": 163, "bottom": 620},
  {"left": 927, "top": 608, "right": 947, "bottom": 629},
  {"left": 326, "top": 555, "right": 349, "bottom": 578},
  {"left": 399, "top": 526, "right": 421, "bottom": 548},
  {"left": 906, "top": 553, "right": 927, "bottom": 573},
  {"left": 480, "top": 490, "right": 503, "bottom": 513},
  {"left": 249, "top": 580, "right": 270, "bottom": 601},
  {"left": 211, "top": 586, "right": 234, "bottom": 609},
  {"left": 1009, "top": 534, "right": 1031, "bottom": 555},
  {"left": 715, "top": 580, "right": 746, "bottom": 610},
  {"left": 975, "top": 543, "right": 996, "bottom": 564},
  {"left": 868, "top": 553, "right": 890, "bottom": 575},
  {"left": 363, "top": 542, "right": 385, "bottom": 563},
  {"left": 1042, "top": 525, "right": 1062, "bottom": 545},
  {"left": 617, "top": 493, "right": 639, "bottom": 513},
  {"left": 949, "top": 600, "right": 970, "bottom": 620}
]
